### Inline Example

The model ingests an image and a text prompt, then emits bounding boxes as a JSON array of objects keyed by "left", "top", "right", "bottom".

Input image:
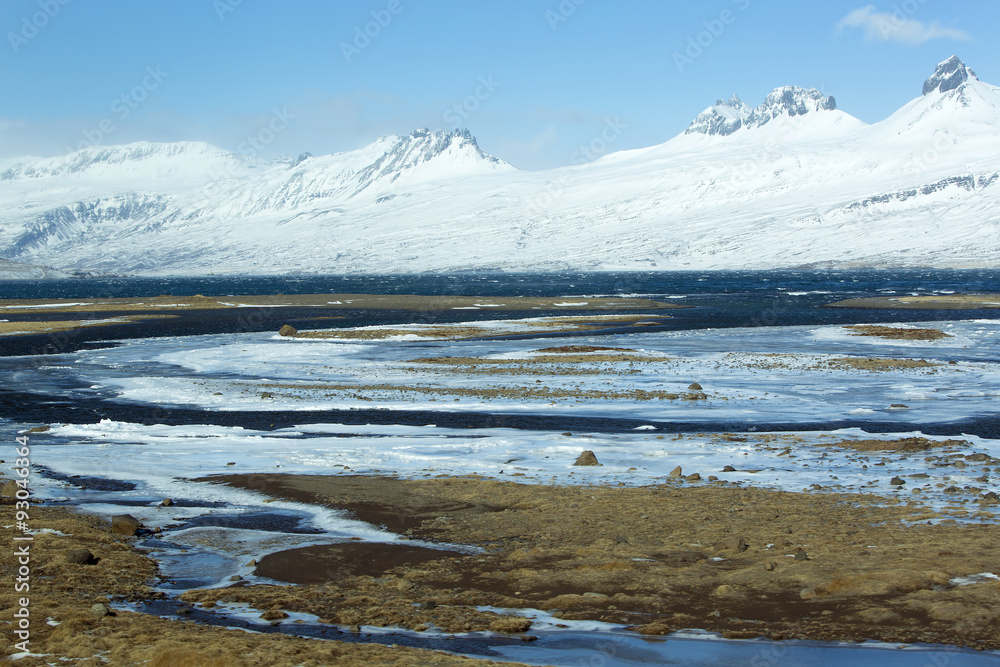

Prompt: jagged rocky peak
[
  {"left": 923, "top": 55, "right": 978, "bottom": 95},
  {"left": 745, "top": 87, "right": 837, "bottom": 128},
  {"left": 686, "top": 87, "right": 837, "bottom": 136},
  {"left": 385, "top": 128, "right": 506, "bottom": 167},
  {"left": 685, "top": 95, "right": 752, "bottom": 136}
]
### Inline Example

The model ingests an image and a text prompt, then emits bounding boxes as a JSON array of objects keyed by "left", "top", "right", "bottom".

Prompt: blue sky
[{"left": 0, "top": 1, "right": 994, "bottom": 169}]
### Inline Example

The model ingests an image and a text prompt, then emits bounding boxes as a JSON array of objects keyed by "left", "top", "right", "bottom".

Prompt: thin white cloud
[{"left": 836, "top": 5, "right": 972, "bottom": 45}]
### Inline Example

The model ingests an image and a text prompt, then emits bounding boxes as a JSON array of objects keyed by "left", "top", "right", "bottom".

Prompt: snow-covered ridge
[
  {"left": 1, "top": 56, "right": 999, "bottom": 276},
  {"left": 685, "top": 87, "right": 838, "bottom": 136}
]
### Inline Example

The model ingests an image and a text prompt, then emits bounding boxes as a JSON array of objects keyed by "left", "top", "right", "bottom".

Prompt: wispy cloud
[{"left": 836, "top": 5, "right": 972, "bottom": 45}]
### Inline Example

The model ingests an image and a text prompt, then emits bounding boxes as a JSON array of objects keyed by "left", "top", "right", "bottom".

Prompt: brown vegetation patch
[
  {"left": 828, "top": 295, "right": 1000, "bottom": 310},
  {"left": 823, "top": 437, "right": 972, "bottom": 452},
  {"left": 845, "top": 325, "right": 952, "bottom": 340},
  {"left": 205, "top": 473, "right": 1000, "bottom": 650},
  {"left": 822, "top": 357, "right": 940, "bottom": 371},
  {"left": 0, "top": 314, "right": 176, "bottom": 337},
  {"left": 0, "top": 505, "right": 511, "bottom": 666}
]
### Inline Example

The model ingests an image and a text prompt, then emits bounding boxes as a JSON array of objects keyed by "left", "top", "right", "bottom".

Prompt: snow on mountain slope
[
  {"left": 1, "top": 57, "right": 998, "bottom": 275},
  {"left": 0, "top": 258, "right": 69, "bottom": 279}
]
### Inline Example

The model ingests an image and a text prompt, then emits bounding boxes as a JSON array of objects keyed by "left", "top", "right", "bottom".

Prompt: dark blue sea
[{"left": 2, "top": 269, "right": 999, "bottom": 333}]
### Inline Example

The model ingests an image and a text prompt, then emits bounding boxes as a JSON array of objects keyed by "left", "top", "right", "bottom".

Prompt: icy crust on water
[
  {"left": 13, "top": 317, "right": 1000, "bottom": 521},
  {"left": 93, "top": 318, "right": 1000, "bottom": 425}
]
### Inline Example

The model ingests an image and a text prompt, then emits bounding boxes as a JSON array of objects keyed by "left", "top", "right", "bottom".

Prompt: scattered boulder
[
  {"left": 66, "top": 548, "right": 99, "bottom": 565},
  {"left": 793, "top": 549, "right": 809, "bottom": 561},
  {"left": 981, "top": 491, "right": 999, "bottom": 504},
  {"left": 890, "top": 477, "right": 906, "bottom": 486},
  {"left": 686, "top": 473, "right": 701, "bottom": 482},
  {"left": 89, "top": 603, "right": 112, "bottom": 619},
  {"left": 260, "top": 610, "right": 289, "bottom": 621},
  {"left": 573, "top": 450, "right": 602, "bottom": 466},
  {"left": 1, "top": 479, "right": 19, "bottom": 498},
  {"left": 715, "top": 536, "right": 748, "bottom": 552},
  {"left": 229, "top": 575, "right": 243, "bottom": 582},
  {"left": 668, "top": 466, "right": 683, "bottom": 478},
  {"left": 261, "top": 392, "right": 274, "bottom": 399},
  {"left": 159, "top": 498, "right": 173, "bottom": 507},
  {"left": 722, "top": 465, "right": 736, "bottom": 472},
  {"left": 278, "top": 324, "right": 297, "bottom": 336},
  {"left": 688, "top": 382, "right": 703, "bottom": 390},
  {"left": 110, "top": 514, "right": 141, "bottom": 536}
]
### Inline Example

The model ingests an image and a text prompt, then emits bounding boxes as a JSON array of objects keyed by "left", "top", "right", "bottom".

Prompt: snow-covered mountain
[{"left": 1, "top": 56, "right": 998, "bottom": 275}]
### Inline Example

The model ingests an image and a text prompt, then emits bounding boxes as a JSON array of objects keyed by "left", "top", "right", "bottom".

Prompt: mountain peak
[
  {"left": 686, "top": 87, "right": 837, "bottom": 136},
  {"left": 746, "top": 86, "right": 837, "bottom": 128},
  {"left": 922, "top": 55, "right": 978, "bottom": 95},
  {"left": 684, "top": 95, "right": 752, "bottom": 136}
]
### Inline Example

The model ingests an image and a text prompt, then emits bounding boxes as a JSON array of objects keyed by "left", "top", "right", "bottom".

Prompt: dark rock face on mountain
[
  {"left": 923, "top": 55, "right": 978, "bottom": 96},
  {"left": 686, "top": 87, "right": 837, "bottom": 135}
]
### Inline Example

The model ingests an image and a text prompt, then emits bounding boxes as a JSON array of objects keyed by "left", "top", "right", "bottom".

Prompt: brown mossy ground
[
  {"left": 0, "top": 314, "right": 175, "bottom": 337},
  {"left": 200, "top": 473, "right": 1000, "bottom": 651},
  {"left": 845, "top": 325, "right": 952, "bottom": 340},
  {"left": 828, "top": 295, "right": 1000, "bottom": 310},
  {"left": 0, "top": 505, "right": 523, "bottom": 666}
]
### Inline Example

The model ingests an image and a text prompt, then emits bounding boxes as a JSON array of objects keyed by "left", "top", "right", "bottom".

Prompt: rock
[
  {"left": 799, "top": 587, "right": 817, "bottom": 600},
  {"left": 981, "top": 491, "right": 999, "bottom": 504},
  {"left": 89, "top": 603, "right": 112, "bottom": 619},
  {"left": 159, "top": 498, "right": 173, "bottom": 507},
  {"left": 668, "top": 466, "right": 683, "bottom": 478},
  {"left": 890, "top": 477, "right": 906, "bottom": 486},
  {"left": 708, "top": 475, "right": 719, "bottom": 482},
  {"left": 420, "top": 600, "right": 437, "bottom": 610},
  {"left": 260, "top": 392, "right": 274, "bottom": 399},
  {"left": 66, "top": 548, "right": 99, "bottom": 565},
  {"left": 686, "top": 473, "right": 701, "bottom": 482},
  {"left": 722, "top": 465, "right": 736, "bottom": 472},
  {"left": 683, "top": 392, "right": 708, "bottom": 401},
  {"left": 229, "top": 575, "right": 243, "bottom": 582},
  {"left": 793, "top": 550, "right": 809, "bottom": 561},
  {"left": 715, "top": 536, "right": 748, "bottom": 552},
  {"left": 889, "top": 404, "right": 908, "bottom": 409},
  {"left": 260, "top": 610, "right": 289, "bottom": 621},
  {"left": 688, "top": 382, "right": 703, "bottom": 390},
  {"left": 110, "top": 514, "right": 141, "bottom": 536},
  {"left": 247, "top": 559, "right": 257, "bottom": 567},
  {"left": 1, "top": 479, "right": 19, "bottom": 498},
  {"left": 573, "top": 450, "right": 601, "bottom": 466},
  {"left": 278, "top": 324, "right": 298, "bottom": 336},
  {"left": 966, "top": 453, "right": 989, "bottom": 462},
  {"left": 226, "top": 462, "right": 236, "bottom": 466}
]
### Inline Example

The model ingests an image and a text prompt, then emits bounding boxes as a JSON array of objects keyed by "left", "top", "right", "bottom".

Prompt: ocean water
[{"left": 2, "top": 269, "right": 1000, "bottom": 333}]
